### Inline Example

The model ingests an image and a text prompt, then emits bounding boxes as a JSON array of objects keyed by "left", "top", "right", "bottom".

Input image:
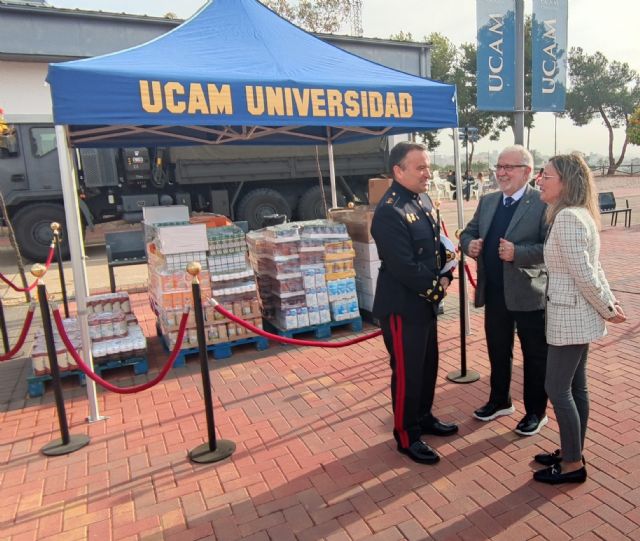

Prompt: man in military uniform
[{"left": 371, "top": 142, "right": 458, "bottom": 465}]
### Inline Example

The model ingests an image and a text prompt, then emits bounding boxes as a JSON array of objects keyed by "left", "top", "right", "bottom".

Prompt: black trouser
[
  {"left": 380, "top": 308, "right": 438, "bottom": 448},
  {"left": 484, "top": 288, "right": 548, "bottom": 417}
]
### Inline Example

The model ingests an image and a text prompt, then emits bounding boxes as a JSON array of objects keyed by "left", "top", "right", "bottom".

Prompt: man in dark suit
[
  {"left": 371, "top": 142, "right": 458, "bottom": 465},
  {"left": 461, "top": 145, "right": 549, "bottom": 436}
]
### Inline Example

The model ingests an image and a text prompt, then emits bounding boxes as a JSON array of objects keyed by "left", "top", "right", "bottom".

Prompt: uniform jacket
[
  {"left": 371, "top": 181, "right": 451, "bottom": 318},
  {"left": 460, "top": 185, "right": 548, "bottom": 311},
  {"left": 544, "top": 207, "right": 617, "bottom": 346}
]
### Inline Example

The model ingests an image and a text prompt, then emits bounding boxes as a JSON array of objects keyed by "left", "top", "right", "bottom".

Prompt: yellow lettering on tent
[
  {"left": 326, "top": 90, "right": 344, "bottom": 117},
  {"left": 368, "top": 92, "right": 384, "bottom": 118},
  {"left": 360, "top": 91, "right": 369, "bottom": 117},
  {"left": 165, "top": 82, "right": 186, "bottom": 114},
  {"left": 188, "top": 83, "right": 208, "bottom": 114},
  {"left": 310, "top": 89, "right": 326, "bottom": 116},
  {"left": 284, "top": 87, "right": 294, "bottom": 116},
  {"left": 207, "top": 84, "right": 233, "bottom": 114},
  {"left": 344, "top": 90, "right": 360, "bottom": 117},
  {"left": 246, "top": 86, "right": 265, "bottom": 115},
  {"left": 140, "top": 80, "right": 163, "bottom": 113},
  {"left": 266, "top": 87, "right": 285, "bottom": 115},
  {"left": 399, "top": 93, "right": 413, "bottom": 118},
  {"left": 292, "top": 88, "right": 310, "bottom": 116},
  {"left": 384, "top": 92, "right": 400, "bottom": 117}
]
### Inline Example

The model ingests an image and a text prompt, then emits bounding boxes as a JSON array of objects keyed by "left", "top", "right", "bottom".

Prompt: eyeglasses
[
  {"left": 540, "top": 174, "right": 559, "bottom": 180},
  {"left": 495, "top": 164, "right": 527, "bottom": 172}
]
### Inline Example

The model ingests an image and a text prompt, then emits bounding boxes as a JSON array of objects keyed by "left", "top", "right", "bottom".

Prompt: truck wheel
[
  {"left": 236, "top": 189, "right": 292, "bottom": 229},
  {"left": 297, "top": 185, "right": 346, "bottom": 221},
  {"left": 12, "top": 203, "right": 69, "bottom": 262}
]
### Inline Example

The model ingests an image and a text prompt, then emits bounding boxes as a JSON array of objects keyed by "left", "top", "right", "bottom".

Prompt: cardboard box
[
  {"left": 354, "top": 258, "right": 380, "bottom": 280},
  {"left": 156, "top": 223, "right": 208, "bottom": 255},
  {"left": 357, "top": 290, "right": 375, "bottom": 312},
  {"left": 368, "top": 177, "right": 393, "bottom": 205},
  {"left": 356, "top": 276, "right": 377, "bottom": 296},
  {"left": 329, "top": 207, "right": 375, "bottom": 243},
  {"left": 353, "top": 241, "right": 379, "bottom": 261}
]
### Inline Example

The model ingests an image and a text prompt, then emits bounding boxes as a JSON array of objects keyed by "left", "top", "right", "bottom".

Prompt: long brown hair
[{"left": 545, "top": 153, "right": 600, "bottom": 227}]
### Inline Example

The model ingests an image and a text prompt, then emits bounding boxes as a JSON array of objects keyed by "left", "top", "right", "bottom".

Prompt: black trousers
[
  {"left": 381, "top": 309, "right": 438, "bottom": 448},
  {"left": 484, "top": 287, "right": 548, "bottom": 417}
]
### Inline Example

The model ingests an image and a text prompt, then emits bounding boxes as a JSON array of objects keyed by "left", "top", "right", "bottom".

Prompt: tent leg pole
[
  {"left": 326, "top": 129, "right": 338, "bottom": 209},
  {"left": 55, "top": 126, "right": 105, "bottom": 423}
]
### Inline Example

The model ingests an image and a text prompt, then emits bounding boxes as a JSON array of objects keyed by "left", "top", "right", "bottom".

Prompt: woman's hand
[{"left": 608, "top": 303, "right": 626, "bottom": 324}]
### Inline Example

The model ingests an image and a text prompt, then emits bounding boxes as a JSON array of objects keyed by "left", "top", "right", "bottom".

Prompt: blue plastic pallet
[
  {"left": 163, "top": 335, "right": 269, "bottom": 366},
  {"left": 263, "top": 316, "right": 363, "bottom": 339},
  {"left": 27, "top": 356, "right": 148, "bottom": 398}
]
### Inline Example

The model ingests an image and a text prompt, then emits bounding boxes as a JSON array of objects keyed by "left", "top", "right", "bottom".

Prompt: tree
[
  {"left": 627, "top": 106, "right": 640, "bottom": 147},
  {"left": 565, "top": 47, "right": 640, "bottom": 175},
  {"left": 262, "top": 0, "right": 352, "bottom": 33}
]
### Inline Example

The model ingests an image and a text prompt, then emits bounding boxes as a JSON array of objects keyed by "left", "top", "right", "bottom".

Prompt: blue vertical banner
[
  {"left": 476, "top": 0, "right": 516, "bottom": 111},
  {"left": 532, "top": 0, "right": 568, "bottom": 111}
]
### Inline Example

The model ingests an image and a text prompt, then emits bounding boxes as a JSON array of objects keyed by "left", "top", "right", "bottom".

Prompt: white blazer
[{"left": 544, "top": 207, "right": 617, "bottom": 346}]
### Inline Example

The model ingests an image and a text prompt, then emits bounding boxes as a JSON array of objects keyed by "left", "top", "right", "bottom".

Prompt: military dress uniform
[{"left": 371, "top": 181, "right": 453, "bottom": 450}]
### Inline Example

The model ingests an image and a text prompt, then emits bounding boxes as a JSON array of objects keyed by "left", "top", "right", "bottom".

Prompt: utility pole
[{"left": 514, "top": 0, "right": 525, "bottom": 145}]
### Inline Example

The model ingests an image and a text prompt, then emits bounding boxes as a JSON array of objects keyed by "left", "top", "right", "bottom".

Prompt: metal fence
[{"left": 589, "top": 163, "right": 640, "bottom": 176}]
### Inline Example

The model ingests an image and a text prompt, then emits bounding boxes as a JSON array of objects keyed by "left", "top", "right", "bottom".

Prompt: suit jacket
[
  {"left": 544, "top": 207, "right": 617, "bottom": 346},
  {"left": 460, "top": 185, "right": 548, "bottom": 311},
  {"left": 371, "top": 181, "right": 452, "bottom": 318}
]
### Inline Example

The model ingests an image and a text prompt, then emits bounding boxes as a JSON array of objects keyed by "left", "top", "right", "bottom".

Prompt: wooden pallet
[
  {"left": 27, "top": 356, "right": 148, "bottom": 398},
  {"left": 162, "top": 335, "right": 269, "bottom": 366},
  {"left": 263, "top": 316, "right": 363, "bottom": 339}
]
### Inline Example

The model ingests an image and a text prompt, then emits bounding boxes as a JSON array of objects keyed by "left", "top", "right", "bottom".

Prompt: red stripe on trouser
[{"left": 390, "top": 314, "right": 409, "bottom": 448}]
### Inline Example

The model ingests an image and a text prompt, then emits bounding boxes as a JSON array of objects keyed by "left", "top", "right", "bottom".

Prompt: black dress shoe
[
  {"left": 421, "top": 416, "right": 459, "bottom": 436},
  {"left": 473, "top": 402, "right": 515, "bottom": 421},
  {"left": 533, "top": 464, "right": 587, "bottom": 485},
  {"left": 534, "top": 449, "right": 562, "bottom": 466},
  {"left": 534, "top": 449, "right": 585, "bottom": 467},
  {"left": 397, "top": 440, "right": 440, "bottom": 464}
]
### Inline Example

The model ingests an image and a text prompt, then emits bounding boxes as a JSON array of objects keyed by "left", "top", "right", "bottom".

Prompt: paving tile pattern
[{"left": 1, "top": 204, "right": 640, "bottom": 540}]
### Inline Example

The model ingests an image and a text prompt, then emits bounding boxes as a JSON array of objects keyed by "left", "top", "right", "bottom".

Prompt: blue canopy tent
[{"left": 46, "top": 0, "right": 462, "bottom": 420}]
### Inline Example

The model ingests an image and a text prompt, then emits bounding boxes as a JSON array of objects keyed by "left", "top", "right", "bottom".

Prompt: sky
[{"left": 48, "top": 0, "right": 640, "bottom": 160}]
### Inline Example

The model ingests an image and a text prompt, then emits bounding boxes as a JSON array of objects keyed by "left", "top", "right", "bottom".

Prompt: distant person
[
  {"left": 461, "top": 145, "right": 549, "bottom": 437},
  {"left": 371, "top": 142, "right": 458, "bottom": 465},
  {"left": 533, "top": 153, "right": 626, "bottom": 485}
]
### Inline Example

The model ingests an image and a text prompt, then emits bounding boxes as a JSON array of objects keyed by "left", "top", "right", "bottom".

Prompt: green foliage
[
  {"left": 263, "top": 0, "right": 351, "bottom": 33},
  {"left": 566, "top": 47, "right": 640, "bottom": 171},
  {"left": 629, "top": 107, "right": 640, "bottom": 146}
]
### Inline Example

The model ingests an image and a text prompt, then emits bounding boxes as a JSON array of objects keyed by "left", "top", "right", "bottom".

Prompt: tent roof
[{"left": 47, "top": 0, "right": 458, "bottom": 147}]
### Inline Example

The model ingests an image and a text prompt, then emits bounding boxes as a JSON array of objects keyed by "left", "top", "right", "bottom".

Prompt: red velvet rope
[
  {"left": 52, "top": 307, "right": 190, "bottom": 394},
  {"left": 440, "top": 219, "right": 477, "bottom": 289},
  {"left": 0, "top": 303, "right": 36, "bottom": 361},
  {"left": 0, "top": 244, "right": 56, "bottom": 292},
  {"left": 212, "top": 300, "right": 382, "bottom": 347}
]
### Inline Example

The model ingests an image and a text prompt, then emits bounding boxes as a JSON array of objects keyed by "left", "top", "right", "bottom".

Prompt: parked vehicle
[{"left": 0, "top": 122, "right": 388, "bottom": 261}]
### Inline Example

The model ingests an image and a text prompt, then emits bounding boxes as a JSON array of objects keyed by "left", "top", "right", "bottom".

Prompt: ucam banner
[
  {"left": 532, "top": 0, "right": 568, "bottom": 111},
  {"left": 476, "top": 0, "right": 516, "bottom": 111}
]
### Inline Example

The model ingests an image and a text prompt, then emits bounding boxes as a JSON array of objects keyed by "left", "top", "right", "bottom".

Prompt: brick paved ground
[{"left": 1, "top": 189, "right": 640, "bottom": 540}]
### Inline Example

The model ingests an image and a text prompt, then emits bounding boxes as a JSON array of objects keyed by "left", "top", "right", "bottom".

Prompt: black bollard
[
  {"left": 33, "top": 268, "right": 90, "bottom": 456},
  {"left": 52, "top": 223, "right": 69, "bottom": 319},
  {"left": 447, "top": 239, "right": 480, "bottom": 384},
  {"left": 186, "top": 262, "right": 235, "bottom": 464},
  {"left": 0, "top": 299, "right": 9, "bottom": 354}
]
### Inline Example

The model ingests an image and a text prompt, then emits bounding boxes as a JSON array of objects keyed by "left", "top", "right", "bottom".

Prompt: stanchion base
[
  {"left": 447, "top": 369, "right": 481, "bottom": 384},
  {"left": 189, "top": 439, "right": 235, "bottom": 464},
  {"left": 41, "top": 434, "right": 90, "bottom": 456}
]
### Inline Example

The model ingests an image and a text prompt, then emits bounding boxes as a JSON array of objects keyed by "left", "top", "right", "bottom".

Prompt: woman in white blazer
[{"left": 533, "top": 153, "right": 626, "bottom": 485}]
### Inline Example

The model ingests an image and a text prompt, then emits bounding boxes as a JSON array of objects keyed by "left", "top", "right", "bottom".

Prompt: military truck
[{"left": 0, "top": 122, "right": 388, "bottom": 261}]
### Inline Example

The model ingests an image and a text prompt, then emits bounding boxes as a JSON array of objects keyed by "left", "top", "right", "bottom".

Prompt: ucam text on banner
[
  {"left": 476, "top": 0, "right": 516, "bottom": 111},
  {"left": 532, "top": 0, "right": 568, "bottom": 112}
]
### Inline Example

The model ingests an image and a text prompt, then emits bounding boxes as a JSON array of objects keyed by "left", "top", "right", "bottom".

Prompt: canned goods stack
[{"left": 247, "top": 219, "right": 360, "bottom": 331}]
